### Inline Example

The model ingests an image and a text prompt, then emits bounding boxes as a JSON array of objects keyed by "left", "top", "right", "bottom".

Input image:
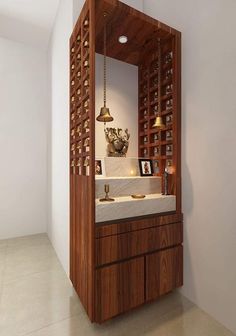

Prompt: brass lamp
[
  {"left": 152, "top": 39, "right": 165, "bottom": 129},
  {"left": 96, "top": 13, "right": 114, "bottom": 124}
]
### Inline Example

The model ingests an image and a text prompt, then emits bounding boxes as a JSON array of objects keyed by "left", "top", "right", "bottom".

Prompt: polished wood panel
[
  {"left": 95, "top": 257, "right": 145, "bottom": 322},
  {"left": 95, "top": 0, "right": 179, "bottom": 65},
  {"left": 96, "top": 213, "right": 183, "bottom": 238},
  {"left": 146, "top": 246, "right": 183, "bottom": 301},
  {"left": 70, "top": 175, "right": 76, "bottom": 286},
  {"left": 173, "top": 33, "right": 181, "bottom": 213},
  {"left": 96, "top": 222, "right": 183, "bottom": 266},
  {"left": 70, "top": 0, "right": 95, "bottom": 321}
]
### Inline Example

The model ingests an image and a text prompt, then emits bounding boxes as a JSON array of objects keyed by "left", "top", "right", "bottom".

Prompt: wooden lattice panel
[
  {"left": 70, "top": 9, "right": 92, "bottom": 176},
  {"left": 138, "top": 38, "right": 177, "bottom": 193}
]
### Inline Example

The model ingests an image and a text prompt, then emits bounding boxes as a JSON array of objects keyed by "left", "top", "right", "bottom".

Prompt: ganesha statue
[{"left": 105, "top": 128, "right": 130, "bottom": 157}]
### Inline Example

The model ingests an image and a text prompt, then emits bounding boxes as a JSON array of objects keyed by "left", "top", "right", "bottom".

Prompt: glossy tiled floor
[{"left": 0, "top": 234, "right": 234, "bottom": 336}]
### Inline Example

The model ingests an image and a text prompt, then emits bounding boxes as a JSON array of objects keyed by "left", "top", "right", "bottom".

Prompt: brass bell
[
  {"left": 96, "top": 106, "right": 113, "bottom": 123},
  {"left": 96, "top": 13, "right": 114, "bottom": 125},
  {"left": 152, "top": 116, "right": 165, "bottom": 129}
]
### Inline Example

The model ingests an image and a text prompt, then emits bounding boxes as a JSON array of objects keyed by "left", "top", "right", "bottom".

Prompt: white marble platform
[
  {"left": 96, "top": 194, "right": 176, "bottom": 223},
  {"left": 96, "top": 176, "right": 161, "bottom": 198}
]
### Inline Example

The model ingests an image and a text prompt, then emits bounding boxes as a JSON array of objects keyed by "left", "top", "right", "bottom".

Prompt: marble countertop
[
  {"left": 96, "top": 193, "right": 176, "bottom": 223},
  {"left": 96, "top": 193, "right": 170, "bottom": 203},
  {"left": 95, "top": 176, "right": 160, "bottom": 180}
]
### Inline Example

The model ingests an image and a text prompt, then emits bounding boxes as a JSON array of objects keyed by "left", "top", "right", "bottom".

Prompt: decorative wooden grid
[
  {"left": 138, "top": 38, "right": 176, "bottom": 183},
  {"left": 70, "top": 10, "right": 92, "bottom": 176}
]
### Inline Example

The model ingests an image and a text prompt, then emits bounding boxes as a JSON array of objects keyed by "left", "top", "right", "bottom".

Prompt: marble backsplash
[
  {"left": 96, "top": 176, "right": 161, "bottom": 198},
  {"left": 103, "top": 157, "right": 140, "bottom": 177}
]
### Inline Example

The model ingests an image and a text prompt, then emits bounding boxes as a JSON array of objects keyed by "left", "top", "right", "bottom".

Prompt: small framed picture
[
  {"left": 153, "top": 160, "right": 160, "bottom": 175},
  {"left": 139, "top": 159, "right": 153, "bottom": 176},
  {"left": 95, "top": 158, "right": 105, "bottom": 177}
]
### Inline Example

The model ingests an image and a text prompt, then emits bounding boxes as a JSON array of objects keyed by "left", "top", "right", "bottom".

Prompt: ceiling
[{"left": 0, "top": 0, "right": 60, "bottom": 49}]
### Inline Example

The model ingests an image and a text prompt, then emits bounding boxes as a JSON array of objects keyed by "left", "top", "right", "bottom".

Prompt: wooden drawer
[
  {"left": 95, "top": 257, "right": 145, "bottom": 323},
  {"left": 96, "top": 213, "right": 183, "bottom": 238},
  {"left": 146, "top": 245, "right": 183, "bottom": 301},
  {"left": 96, "top": 222, "right": 183, "bottom": 266}
]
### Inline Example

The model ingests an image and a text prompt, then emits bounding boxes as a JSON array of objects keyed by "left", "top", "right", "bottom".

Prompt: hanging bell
[
  {"left": 96, "top": 106, "right": 114, "bottom": 123},
  {"left": 152, "top": 116, "right": 165, "bottom": 129}
]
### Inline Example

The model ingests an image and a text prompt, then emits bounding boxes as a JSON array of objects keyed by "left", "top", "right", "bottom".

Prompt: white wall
[
  {"left": 48, "top": 0, "right": 74, "bottom": 275},
  {"left": 122, "top": 0, "right": 143, "bottom": 11},
  {"left": 143, "top": 0, "right": 236, "bottom": 333},
  {"left": 0, "top": 0, "right": 60, "bottom": 51},
  {"left": 95, "top": 54, "right": 138, "bottom": 158},
  {"left": 0, "top": 37, "right": 48, "bottom": 239},
  {"left": 73, "top": 0, "right": 84, "bottom": 25}
]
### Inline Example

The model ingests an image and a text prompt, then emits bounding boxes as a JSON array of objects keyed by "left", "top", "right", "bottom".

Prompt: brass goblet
[{"left": 99, "top": 184, "right": 115, "bottom": 202}]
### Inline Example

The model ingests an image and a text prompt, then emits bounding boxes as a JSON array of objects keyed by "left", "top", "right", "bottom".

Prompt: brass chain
[
  {"left": 158, "top": 38, "right": 161, "bottom": 116},
  {"left": 104, "top": 12, "right": 107, "bottom": 107}
]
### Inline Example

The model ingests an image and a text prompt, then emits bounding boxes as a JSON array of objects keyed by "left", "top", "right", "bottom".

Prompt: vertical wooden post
[{"left": 69, "top": 0, "right": 95, "bottom": 321}]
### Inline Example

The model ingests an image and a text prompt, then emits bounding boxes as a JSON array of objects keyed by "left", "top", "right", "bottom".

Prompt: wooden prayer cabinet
[{"left": 70, "top": 0, "right": 182, "bottom": 323}]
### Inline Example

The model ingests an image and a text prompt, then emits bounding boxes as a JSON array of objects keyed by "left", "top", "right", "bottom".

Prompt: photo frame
[
  {"left": 138, "top": 159, "right": 153, "bottom": 177},
  {"left": 153, "top": 159, "right": 160, "bottom": 175},
  {"left": 95, "top": 158, "right": 105, "bottom": 177}
]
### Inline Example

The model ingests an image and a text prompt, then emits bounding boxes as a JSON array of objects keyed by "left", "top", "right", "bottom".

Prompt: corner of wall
[
  {"left": 46, "top": 0, "right": 74, "bottom": 277},
  {"left": 73, "top": 0, "right": 84, "bottom": 25}
]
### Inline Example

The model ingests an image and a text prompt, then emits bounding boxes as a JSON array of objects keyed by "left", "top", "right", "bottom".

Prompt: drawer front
[
  {"left": 96, "top": 222, "right": 183, "bottom": 266},
  {"left": 96, "top": 213, "right": 183, "bottom": 238},
  {"left": 95, "top": 257, "right": 145, "bottom": 322},
  {"left": 146, "top": 245, "right": 183, "bottom": 301}
]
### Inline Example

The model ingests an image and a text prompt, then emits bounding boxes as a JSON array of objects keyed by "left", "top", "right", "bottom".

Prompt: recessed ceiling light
[{"left": 118, "top": 35, "right": 128, "bottom": 44}]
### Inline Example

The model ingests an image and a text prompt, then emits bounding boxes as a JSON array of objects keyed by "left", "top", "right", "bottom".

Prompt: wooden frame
[
  {"left": 69, "top": 0, "right": 95, "bottom": 320},
  {"left": 70, "top": 0, "right": 182, "bottom": 323}
]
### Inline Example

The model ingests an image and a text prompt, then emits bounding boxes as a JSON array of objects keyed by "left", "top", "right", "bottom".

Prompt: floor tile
[
  {"left": 0, "top": 269, "right": 82, "bottom": 336},
  {"left": 140, "top": 304, "right": 235, "bottom": 336},
  {"left": 3, "top": 242, "right": 60, "bottom": 284},
  {"left": 0, "top": 245, "right": 7, "bottom": 290},
  {"left": 0, "top": 247, "right": 7, "bottom": 261},
  {"left": 0, "top": 239, "right": 7, "bottom": 248},
  {"left": 23, "top": 298, "right": 235, "bottom": 336},
  {"left": 6, "top": 234, "right": 50, "bottom": 251}
]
